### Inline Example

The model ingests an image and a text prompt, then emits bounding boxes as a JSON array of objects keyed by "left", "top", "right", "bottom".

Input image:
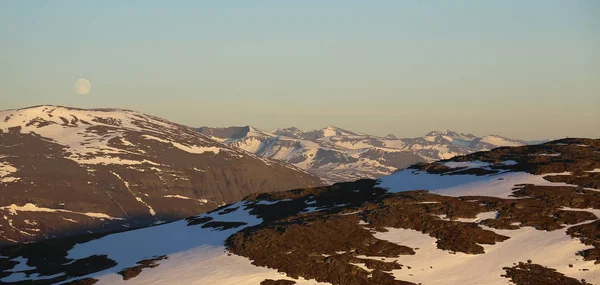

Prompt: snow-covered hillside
[
  {"left": 198, "top": 126, "right": 537, "bottom": 184},
  {"left": 0, "top": 105, "right": 322, "bottom": 246},
  {"left": 1, "top": 138, "right": 598, "bottom": 285}
]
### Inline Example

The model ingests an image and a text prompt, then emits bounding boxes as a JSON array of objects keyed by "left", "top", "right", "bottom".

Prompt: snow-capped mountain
[
  {"left": 198, "top": 126, "right": 537, "bottom": 184},
  {"left": 0, "top": 106, "right": 323, "bottom": 246},
  {"left": 1, "top": 138, "right": 598, "bottom": 285},
  {"left": 416, "top": 130, "right": 532, "bottom": 152},
  {"left": 198, "top": 126, "right": 426, "bottom": 184}
]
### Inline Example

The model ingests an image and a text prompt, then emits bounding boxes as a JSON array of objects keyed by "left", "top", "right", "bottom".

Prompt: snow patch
[
  {"left": 322, "top": 126, "right": 339, "bottom": 137},
  {"left": 74, "top": 157, "right": 160, "bottom": 166},
  {"left": 163, "top": 195, "right": 194, "bottom": 200},
  {"left": 480, "top": 135, "right": 524, "bottom": 147},
  {"left": 111, "top": 171, "right": 156, "bottom": 217},
  {"left": 538, "top": 153, "right": 561, "bottom": 157},
  {"left": 0, "top": 161, "right": 19, "bottom": 183},
  {"left": 0, "top": 203, "right": 123, "bottom": 220},
  {"left": 378, "top": 169, "right": 576, "bottom": 198},
  {"left": 437, "top": 211, "right": 498, "bottom": 223},
  {"left": 371, "top": 223, "right": 599, "bottom": 285},
  {"left": 253, "top": 199, "right": 293, "bottom": 206},
  {"left": 443, "top": 160, "right": 491, "bottom": 169},
  {"left": 30, "top": 201, "right": 330, "bottom": 285}
]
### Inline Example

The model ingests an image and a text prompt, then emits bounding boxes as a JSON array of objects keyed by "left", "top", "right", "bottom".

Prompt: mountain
[
  {"left": 198, "top": 126, "right": 538, "bottom": 184},
  {"left": 421, "top": 130, "right": 531, "bottom": 150},
  {"left": 0, "top": 106, "right": 323, "bottom": 246},
  {"left": 1, "top": 138, "right": 598, "bottom": 285},
  {"left": 199, "top": 126, "right": 426, "bottom": 184}
]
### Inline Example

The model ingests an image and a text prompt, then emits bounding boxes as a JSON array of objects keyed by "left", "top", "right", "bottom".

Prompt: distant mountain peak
[
  {"left": 322, "top": 125, "right": 340, "bottom": 137},
  {"left": 197, "top": 126, "right": 252, "bottom": 140},
  {"left": 477, "top": 134, "right": 526, "bottom": 147},
  {"left": 277, "top": 126, "right": 304, "bottom": 132},
  {"left": 11, "top": 104, "right": 140, "bottom": 115},
  {"left": 426, "top": 129, "right": 465, "bottom": 137},
  {"left": 321, "top": 125, "right": 359, "bottom": 137},
  {"left": 271, "top": 127, "right": 306, "bottom": 138},
  {"left": 197, "top": 124, "right": 538, "bottom": 183}
]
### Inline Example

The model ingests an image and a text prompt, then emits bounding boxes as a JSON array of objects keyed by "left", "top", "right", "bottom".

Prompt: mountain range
[
  {"left": 0, "top": 106, "right": 322, "bottom": 246},
  {"left": 1, "top": 138, "right": 598, "bottom": 285},
  {"left": 2, "top": 105, "right": 596, "bottom": 285},
  {"left": 198, "top": 126, "right": 541, "bottom": 183}
]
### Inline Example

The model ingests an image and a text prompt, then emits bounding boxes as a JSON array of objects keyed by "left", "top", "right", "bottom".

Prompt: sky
[{"left": 0, "top": 1, "right": 598, "bottom": 140}]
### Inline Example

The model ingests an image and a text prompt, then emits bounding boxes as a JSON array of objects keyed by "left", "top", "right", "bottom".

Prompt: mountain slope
[
  {"left": 198, "top": 126, "right": 537, "bottom": 184},
  {"left": 1, "top": 138, "right": 598, "bottom": 285},
  {"left": 0, "top": 106, "right": 323, "bottom": 246}
]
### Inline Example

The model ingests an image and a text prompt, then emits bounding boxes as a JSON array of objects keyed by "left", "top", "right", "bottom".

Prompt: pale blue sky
[{"left": 1, "top": 1, "right": 598, "bottom": 140}]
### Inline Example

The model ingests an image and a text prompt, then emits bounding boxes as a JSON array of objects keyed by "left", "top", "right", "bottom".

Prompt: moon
[{"left": 75, "top": 78, "right": 91, "bottom": 95}]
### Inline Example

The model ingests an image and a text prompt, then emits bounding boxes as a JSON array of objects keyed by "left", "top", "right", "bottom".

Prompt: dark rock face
[
  {"left": 64, "top": 278, "right": 98, "bottom": 285},
  {"left": 273, "top": 126, "right": 360, "bottom": 141},
  {"left": 118, "top": 255, "right": 167, "bottom": 280},
  {"left": 0, "top": 230, "right": 120, "bottom": 284},
  {"left": 0, "top": 106, "right": 323, "bottom": 246},
  {"left": 544, "top": 172, "right": 600, "bottom": 189},
  {"left": 311, "top": 149, "right": 359, "bottom": 167},
  {"left": 502, "top": 262, "right": 592, "bottom": 285},
  {"left": 197, "top": 126, "right": 251, "bottom": 140},
  {"left": 568, "top": 220, "right": 600, "bottom": 265},
  {"left": 260, "top": 280, "right": 296, "bottom": 285},
  {"left": 358, "top": 149, "right": 425, "bottom": 169}
]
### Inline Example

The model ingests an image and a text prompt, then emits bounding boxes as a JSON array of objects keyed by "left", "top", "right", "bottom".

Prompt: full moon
[{"left": 75, "top": 78, "right": 91, "bottom": 95}]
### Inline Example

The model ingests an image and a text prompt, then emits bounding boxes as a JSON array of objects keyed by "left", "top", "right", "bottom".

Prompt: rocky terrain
[
  {"left": 0, "top": 138, "right": 598, "bottom": 284},
  {"left": 0, "top": 105, "right": 323, "bottom": 246},
  {"left": 198, "top": 126, "right": 539, "bottom": 183}
]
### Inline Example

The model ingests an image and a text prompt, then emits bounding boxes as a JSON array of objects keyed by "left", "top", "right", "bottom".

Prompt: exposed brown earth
[
  {"left": 502, "top": 262, "right": 592, "bottom": 285},
  {"left": 0, "top": 229, "right": 119, "bottom": 284},
  {"left": 228, "top": 213, "right": 415, "bottom": 285},
  {"left": 568, "top": 221, "right": 600, "bottom": 264},
  {"left": 260, "top": 280, "right": 297, "bottom": 285},
  {"left": 118, "top": 255, "right": 167, "bottom": 280},
  {"left": 201, "top": 221, "right": 248, "bottom": 230},
  {"left": 63, "top": 278, "right": 98, "bottom": 285},
  {"left": 545, "top": 172, "right": 600, "bottom": 189}
]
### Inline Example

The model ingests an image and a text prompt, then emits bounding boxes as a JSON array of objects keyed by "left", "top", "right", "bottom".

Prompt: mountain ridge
[{"left": 198, "top": 125, "right": 542, "bottom": 183}]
